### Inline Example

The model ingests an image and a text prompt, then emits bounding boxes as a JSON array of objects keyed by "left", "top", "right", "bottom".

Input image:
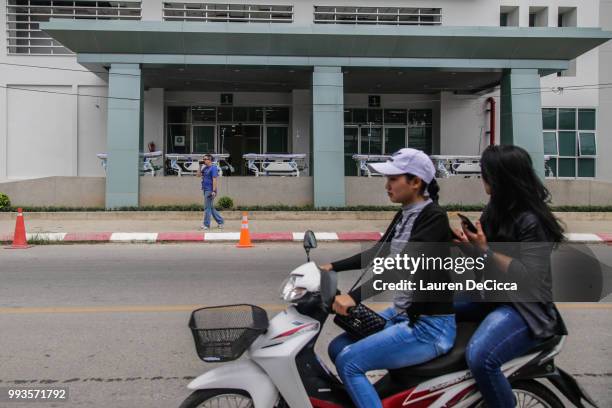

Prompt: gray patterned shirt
[{"left": 390, "top": 199, "right": 432, "bottom": 310}]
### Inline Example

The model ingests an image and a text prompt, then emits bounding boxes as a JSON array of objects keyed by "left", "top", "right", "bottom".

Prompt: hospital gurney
[
  {"left": 165, "top": 154, "right": 232, "bottom": 177},
  {"left": 352, "top": 154, "right": 391, "bottom": 177},
  {"left": 243, "top": 153, "right": 307, "bottom": 177},
  {"left": 430, "top": 155, "right": 481, "bottom": 178},
  {"left": 96, "top": 151, "right": 163, "bottom": 176}
]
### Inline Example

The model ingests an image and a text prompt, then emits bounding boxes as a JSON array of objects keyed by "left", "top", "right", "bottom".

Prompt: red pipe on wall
[{"left": 486, "top": 97, "right": 496, "bottom": 146}]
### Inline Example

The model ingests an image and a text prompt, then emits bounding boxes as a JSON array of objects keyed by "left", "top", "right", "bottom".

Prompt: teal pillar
[
  {"left": 105, "top": 63, "right": 143, "bottom": 208},
  {"left": 500, "top": 69, "right": 545, "bottom": 178},
  {"left": 312, "top": 66, "right": 345, "bottom": 207}
]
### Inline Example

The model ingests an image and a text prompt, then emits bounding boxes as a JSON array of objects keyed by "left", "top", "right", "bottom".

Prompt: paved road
[{"left": 1, "top": 244, "right": 611, "bottom": 407}]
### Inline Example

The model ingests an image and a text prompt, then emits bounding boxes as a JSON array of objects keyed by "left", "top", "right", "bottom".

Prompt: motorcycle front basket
[{"left": 189, "top": 304, "right": 268, "bottom": 362}]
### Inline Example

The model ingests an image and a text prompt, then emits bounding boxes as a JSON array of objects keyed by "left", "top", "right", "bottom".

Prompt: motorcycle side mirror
[{"left": 303, "top": 230, "right": 317, "bottom": 262}]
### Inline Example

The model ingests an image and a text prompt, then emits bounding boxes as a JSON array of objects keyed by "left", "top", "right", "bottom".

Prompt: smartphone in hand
[{"left": 457, "top": 213, "right": 478, "bottom": 233}]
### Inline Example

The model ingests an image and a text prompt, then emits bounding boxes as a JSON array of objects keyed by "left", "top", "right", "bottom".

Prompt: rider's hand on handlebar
[
  {"left": 319, "top": 263, "right": 333, "bottom": 272},
  {"left": 332, "top": 294, "right": 356, "bottom": 316}
]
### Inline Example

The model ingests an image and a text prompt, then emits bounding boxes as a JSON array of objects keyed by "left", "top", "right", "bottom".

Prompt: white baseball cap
[{"left": 367, "top": 148, "right": 435, "bottom": 184}]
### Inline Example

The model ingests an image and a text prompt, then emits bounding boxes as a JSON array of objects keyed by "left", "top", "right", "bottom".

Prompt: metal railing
[
  {"left": 163, "top": 2, "right": 293, "bottom": 23},
  {"left": 6, "top": 0, "right": 141, "bottom": 55},
  {"left": 314, "top": 6, "right": 441, "bottom": 26}
]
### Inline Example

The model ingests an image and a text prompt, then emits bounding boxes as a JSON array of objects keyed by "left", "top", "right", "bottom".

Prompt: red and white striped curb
[{"left": 1, "top": 232, "right": 611, "bottom": 244}]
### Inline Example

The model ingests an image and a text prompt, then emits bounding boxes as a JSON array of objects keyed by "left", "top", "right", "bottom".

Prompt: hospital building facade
[{"left": 0, "top": 0, "right": 611, "bottom": 208}]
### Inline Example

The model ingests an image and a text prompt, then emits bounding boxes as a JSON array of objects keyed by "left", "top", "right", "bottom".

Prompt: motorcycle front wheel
[{"left": 178, "top": 389, "right": 254, "bottom": 408}]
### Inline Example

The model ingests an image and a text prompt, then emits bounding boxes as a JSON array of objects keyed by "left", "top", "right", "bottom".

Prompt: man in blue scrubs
[{"left": 197, "top": 154, "right": 224, "bottom": 230}]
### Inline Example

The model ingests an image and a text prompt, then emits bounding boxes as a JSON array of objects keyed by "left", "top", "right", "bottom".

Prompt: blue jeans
[
  {"left": 456, "top": 302, "right": 542, "bottom": 408},
  {"left": 329, "top": 307, "right": 456, "bottom": 408},
  {"left": 203, "top": 191, "right": 224, "bottom": 227}
]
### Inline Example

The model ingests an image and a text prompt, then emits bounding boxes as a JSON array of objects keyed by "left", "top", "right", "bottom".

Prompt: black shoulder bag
[{"left": 333, "top": 213, "right": 413, "bottom": 339}]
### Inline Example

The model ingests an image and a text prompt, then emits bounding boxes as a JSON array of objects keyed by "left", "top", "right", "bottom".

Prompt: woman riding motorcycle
[
  {"left": 453, "top": 145, "right": 568, "bottom": 408},
  {"left": 320, "top": 148, "right": 456, "bottom": 408}
]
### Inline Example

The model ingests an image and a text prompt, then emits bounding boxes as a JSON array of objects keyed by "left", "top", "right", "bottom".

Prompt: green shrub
[
  {"left": 217, "top": 196, "right": 234, "bottom": 210},
  {"left": 0, "top": 193, "right": 10, "bottom": 211}
]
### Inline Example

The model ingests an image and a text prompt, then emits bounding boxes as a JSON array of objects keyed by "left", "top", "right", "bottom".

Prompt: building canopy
[{"left": 41, "top": 21, "right": 611, "bottom": 68}]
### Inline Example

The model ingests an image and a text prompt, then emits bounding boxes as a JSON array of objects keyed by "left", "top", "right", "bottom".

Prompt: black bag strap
[{"left": 348, "top": 211, "right": 416, "bottom": 292}]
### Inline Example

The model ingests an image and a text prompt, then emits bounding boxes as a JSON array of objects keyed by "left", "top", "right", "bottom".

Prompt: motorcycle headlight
[{"left": 280, "top": 275, "right": 307, "bottom": 302}]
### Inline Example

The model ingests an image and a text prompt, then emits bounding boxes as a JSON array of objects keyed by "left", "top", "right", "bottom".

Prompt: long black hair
[
  {"left": 480, "top": 145, "right": 564, "bottom": 242},
  {"left": 405, "top": 175, "right": 440, "bottom": 203}
]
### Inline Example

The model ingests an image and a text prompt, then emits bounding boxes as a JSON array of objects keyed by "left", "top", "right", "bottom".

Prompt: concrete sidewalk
[
  {"left": 2, "top": 211, "right": 612, "bottom": 232},
  {"left": 1, "top": 211, "right": 612, "bottom": 244},
  {"left": 1, "top": 230, "right": 610, "bottom": 244}
]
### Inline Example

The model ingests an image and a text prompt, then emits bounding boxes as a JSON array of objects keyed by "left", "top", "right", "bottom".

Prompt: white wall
[
  {"left": 598, "top": 0, "right": 612, "bottom": 181},
  {"left": 291, "top": 89, "right": 312, "bottom": 175},
  {"left": 440, "top": 91, "right": 500, "bottom": 156},
  {"left": 7, "top": 85, "right": 73, "bottom": 178},
  {"left": 144, "top": 88, "right": 165, "bottom": 155},
  {"left": 78, "top": 86, "right": 108, "bottom": 176},
  {"left": 0, "top": 0, "right": 110, "bottom": 179},
  {"left": 0, "top": 60, "right": 109, "bottom": 179},
  {"left": 141, "top": 0, "right": 163, "bottom": 21}
]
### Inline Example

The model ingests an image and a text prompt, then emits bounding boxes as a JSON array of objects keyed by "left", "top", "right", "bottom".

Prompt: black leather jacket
[{"left": 480, "top": 208, "right": 568, "bottom": 339}]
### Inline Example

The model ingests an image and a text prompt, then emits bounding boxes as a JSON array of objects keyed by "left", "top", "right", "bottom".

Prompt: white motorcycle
[{"left": 180, "top": 231, "right": 598, "bottom": 408}]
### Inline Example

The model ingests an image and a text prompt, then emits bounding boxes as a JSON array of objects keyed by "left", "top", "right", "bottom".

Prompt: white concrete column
[
  {"left": 549, "top": 5, "right": 559, "bottom": 27},
  {"left": 519, "top": 5, "right": 530, "bottom": 27},
  {"left": 141, "top": 0, "right": 163, "bottom": 21}
]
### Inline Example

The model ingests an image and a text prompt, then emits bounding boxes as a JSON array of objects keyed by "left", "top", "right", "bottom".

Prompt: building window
[
  {"left": 408, "top": 109, "right": 433, "bottom": 154},
  {"left": 163, "top": 3, "right": 293, "bottom": 23},
  {"left": 542, "top": 108, "right": 596, "bottom": 178},
  {"left": 499, "top": 6, "right": 518, "bottom": 27},
  {"left": 558, "top": 7, "right": 577, "bottom": 27},
  {"left": 529, "top": 6, "right": 548, "bottom": 27},
  {"left": 166, "top": 105, "right": 290, "bottom": 157},
  {"left": 6, "top": 0, "right": 141, "bottom": 55},
  {"left": 343, "top": 108, "right": 433, "bottom": 176},
  {"left": 314, "top": 6, "right": 442, "bottom": 26},
  {"left": 500, "top": 13, "right": 508, "bottom": 27}
]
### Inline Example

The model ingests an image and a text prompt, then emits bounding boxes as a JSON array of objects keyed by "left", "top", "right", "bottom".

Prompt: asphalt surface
[{"left": 1, "top": 243, "right": 611, "bottom": 407}]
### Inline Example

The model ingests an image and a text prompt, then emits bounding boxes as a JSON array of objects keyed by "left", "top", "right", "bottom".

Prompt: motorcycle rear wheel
[{"left": 474, "top": 379, "right": 564, "bottom": 408}]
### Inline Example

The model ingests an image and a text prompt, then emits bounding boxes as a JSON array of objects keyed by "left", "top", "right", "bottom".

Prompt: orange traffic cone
[
  {"left": 7, "top": 208, "right": 31, "bottom": 249},
  {"left": 237, "top": 211, "right": 253, "bottom": 248}
]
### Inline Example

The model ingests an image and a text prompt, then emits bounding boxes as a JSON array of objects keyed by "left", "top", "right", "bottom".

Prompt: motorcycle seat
[{"left": 388, "top": 322, "right": 479, "bottom": 379}]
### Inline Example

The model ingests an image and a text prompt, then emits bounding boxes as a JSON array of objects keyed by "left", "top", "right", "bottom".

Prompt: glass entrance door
[
  {"left": 220, "top": 124, "right": 262, "bottom": 176},
  {"left": 265, "top": 126, "right": 289, "bottom": 153},
  {"left": 360, "top": 126, "right": 383, "bottom": 156},
  {"left": 384, "top": 127, "right": 406, "bottom": 154},
  {"left": 193, "top": 126, "right": 215, "bottom": 153},
  {"left": 344, "top": 126, "right": 359, "bottom": 176}
]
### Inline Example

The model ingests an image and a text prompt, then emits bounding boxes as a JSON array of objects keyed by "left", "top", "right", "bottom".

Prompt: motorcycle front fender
[{"left": 187, "top": 360, "right": 279, "bottom": 408}]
